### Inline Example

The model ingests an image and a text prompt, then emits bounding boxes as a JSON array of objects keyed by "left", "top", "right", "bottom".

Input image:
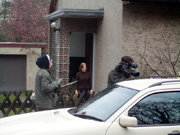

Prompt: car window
[
  {"left": 74, "top": 85, "right": 138, "bottom": 121},
  {"left": 128, "top": 91, "right": 180, "bottom": 125}
]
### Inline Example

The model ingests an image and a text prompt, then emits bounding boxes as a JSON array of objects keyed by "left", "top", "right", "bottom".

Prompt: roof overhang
[
  {"left": 46, "top": 8, "right": 104, "bottom": 20},
  {"left": 122, "top": 0, "right": 180, "bottom": 2},
  {"left": 122, "top": 0, "right": 180, "bottom": 4}
]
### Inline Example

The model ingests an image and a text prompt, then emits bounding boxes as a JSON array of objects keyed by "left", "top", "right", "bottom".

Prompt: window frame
[{"left": 127, "top": 89, "right": 180, "bottom": 127}]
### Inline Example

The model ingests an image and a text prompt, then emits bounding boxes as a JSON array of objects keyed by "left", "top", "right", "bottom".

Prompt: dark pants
[{"left": 78, "top": 88, "right": 90, "bottom": 101}]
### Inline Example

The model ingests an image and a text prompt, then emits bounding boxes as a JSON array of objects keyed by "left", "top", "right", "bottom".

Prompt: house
[
  {"left": 0, "top": 42, "right": 46, "bottom": 92},
  {"left": 46, "top": 0, "right": 180, "bottom": 92}
]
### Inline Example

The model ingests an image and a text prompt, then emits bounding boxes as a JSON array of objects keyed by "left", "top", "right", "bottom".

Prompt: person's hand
[
  {"left": 73, "top": 90, "right": 78, "bottom": 101},
  {"left": 129, "top": 75, "right": 134, "bottom": 78},
  {"left": 75, "top": 90, "right": 78, "bottom": 95},
  {"left": 89, "top": 89, "right": 93, "bottom": 95}
]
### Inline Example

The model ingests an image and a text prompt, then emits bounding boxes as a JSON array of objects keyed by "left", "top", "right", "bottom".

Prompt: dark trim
[
  {"left": 0, "top": 42, "right": 47, "bottom": 48},
  {"left": 46, "top": 8, "right": 104, "bottom": 20},
  {"left": 48, "top": 0, "right": 57, "bottom": 14},
  {"left": 122, "top": 0, "right": 180, "bottom": 2},
  {"left": 123, "top": 1, "right": 180, "bottom": 6}
]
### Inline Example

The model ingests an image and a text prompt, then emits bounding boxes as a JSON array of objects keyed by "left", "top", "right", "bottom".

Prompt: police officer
[{"left": 107, "top": 56, "right": 137, "bottom": 87}]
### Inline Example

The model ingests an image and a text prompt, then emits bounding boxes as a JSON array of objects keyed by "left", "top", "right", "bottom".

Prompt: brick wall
[{"left": 48, "top": 18, "right": 97, "bottom": 85}]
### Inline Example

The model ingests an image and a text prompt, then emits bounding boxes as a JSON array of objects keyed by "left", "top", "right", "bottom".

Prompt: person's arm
[
  {"left": 108, "top": 70, "right": 125, "bottom": 86},
  {"left": 107, "top": 70, "right": 115, "bottom": 87},
  {"left": 113, "top": 71, "right": 126, "bottom": 83},
  {"left": 41, "top": 71, "right": 58, "bottom": 93},
  {"left": 76, "top": 72, "right": 79, "bottom": 90},
  {"left": 88, "top": 72, "right": 93, "bottom": 95}
]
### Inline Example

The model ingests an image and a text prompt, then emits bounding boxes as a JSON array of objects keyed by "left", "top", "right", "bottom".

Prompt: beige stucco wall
[
  {"left": 122, "top": 4, "right": 180, "bottom": 76},
  {"left": 0, "top": 48, "right": 41, "bottom": 91},
  {"left": 55, "top": 1, "right": 180, "bottom": 92},
  {"left": 57, "top": 0, "right": 123, "bottom": 92}
]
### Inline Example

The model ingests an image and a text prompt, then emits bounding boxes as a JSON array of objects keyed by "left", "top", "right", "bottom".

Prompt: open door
[
  {"left": 85, "top": 33, "right": 93, "bottom": 75},
  {"left": 69, "top": 32, "right": 93, "bottom": 82}
]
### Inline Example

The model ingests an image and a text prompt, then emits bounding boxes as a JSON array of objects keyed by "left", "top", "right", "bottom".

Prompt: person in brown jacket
[{"left": 75, "top": 62, "right": 93, "bottom": 101}]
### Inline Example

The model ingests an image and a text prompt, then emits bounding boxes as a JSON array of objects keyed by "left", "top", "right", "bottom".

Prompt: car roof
[{"left": 117, "top": 78, "right": 180, "bottom": 91}]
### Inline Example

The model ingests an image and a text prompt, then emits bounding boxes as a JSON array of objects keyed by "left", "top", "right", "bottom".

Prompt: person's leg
[
  {"left": 84, "top": 89, "right": 90, "bottom": 101},
  {"left": 73, "top": 90, "right": 78, "bottom": 101}
]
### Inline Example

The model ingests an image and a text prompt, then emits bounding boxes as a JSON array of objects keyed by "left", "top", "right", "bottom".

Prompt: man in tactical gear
[{"left": 107, "top": 56, "right": 140, "bottom": 87}]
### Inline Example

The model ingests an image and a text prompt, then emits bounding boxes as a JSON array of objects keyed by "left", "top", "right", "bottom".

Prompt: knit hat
[
  {"left": 36, "top": 54, "right": 50, "bottom": 69},
  {"left": 121, "top": 56, "right": 134, "bottom": 63}
]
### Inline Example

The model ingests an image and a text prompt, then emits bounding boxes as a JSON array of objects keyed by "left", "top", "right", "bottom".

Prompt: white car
[{"left": 0, "top": 78, "right": 180, "bottom": 135}]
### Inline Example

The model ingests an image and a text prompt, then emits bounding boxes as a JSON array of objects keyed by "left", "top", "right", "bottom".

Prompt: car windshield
[{"left": 73, "top": 85, "right": 138, "bottom": 121}]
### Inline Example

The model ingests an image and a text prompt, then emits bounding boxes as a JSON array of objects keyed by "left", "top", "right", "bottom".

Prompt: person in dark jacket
[
  {"left": 107, "top": 56, "right": 138, "bottom": 87},
  {"left": 35, "top": 54, "right": 60, "bottom": 111},
  {"left": 75, "top": 62, "right": 93, "bottom": 101}
]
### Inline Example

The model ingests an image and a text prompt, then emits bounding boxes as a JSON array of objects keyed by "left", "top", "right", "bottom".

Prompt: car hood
[{"left": 0, "top": 108, "right": 110, "bottom": 135}]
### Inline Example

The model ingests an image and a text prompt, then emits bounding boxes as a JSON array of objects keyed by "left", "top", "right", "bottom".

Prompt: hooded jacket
[
  {"left": 107, "top": 65, "right": 126, "bottom": 87},
  {"left": 35, "top": 55, "right": 58, "bottom": 109}
]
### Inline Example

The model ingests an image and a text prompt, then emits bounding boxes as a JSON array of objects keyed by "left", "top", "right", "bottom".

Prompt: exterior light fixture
[{"left": 51, "top": 22, "right": 60, "bottom": 32}]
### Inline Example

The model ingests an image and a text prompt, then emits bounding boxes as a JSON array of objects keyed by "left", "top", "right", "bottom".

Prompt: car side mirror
[{"left": 119, "top": 116, "right": 137, "bottom": 127}]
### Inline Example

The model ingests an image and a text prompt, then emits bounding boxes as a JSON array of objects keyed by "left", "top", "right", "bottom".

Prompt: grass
[{"left": 0, "top": 91, "right": 33, "bottom": 117}]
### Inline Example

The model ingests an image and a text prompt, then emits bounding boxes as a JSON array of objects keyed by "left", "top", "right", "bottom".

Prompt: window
[
  {"left": 128, "top": 92, "right": 180, "bottom": 125},
  {"left": 74, "top": 85, "right": 138, "bottom": 121}
]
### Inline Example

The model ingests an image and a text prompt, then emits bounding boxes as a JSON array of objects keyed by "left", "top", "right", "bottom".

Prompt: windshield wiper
[{"left": 73, "top": 113, "right": 103, "bottom": 122}]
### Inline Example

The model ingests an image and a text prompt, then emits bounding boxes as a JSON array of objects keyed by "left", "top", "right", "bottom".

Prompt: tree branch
[{"left": 139, "top": 54, "right": 161, "bottom": 76}]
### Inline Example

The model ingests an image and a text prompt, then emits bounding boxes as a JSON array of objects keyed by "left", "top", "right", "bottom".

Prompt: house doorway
[{"left": 69, "top": 32, "right": 93, "bottom": 82}]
